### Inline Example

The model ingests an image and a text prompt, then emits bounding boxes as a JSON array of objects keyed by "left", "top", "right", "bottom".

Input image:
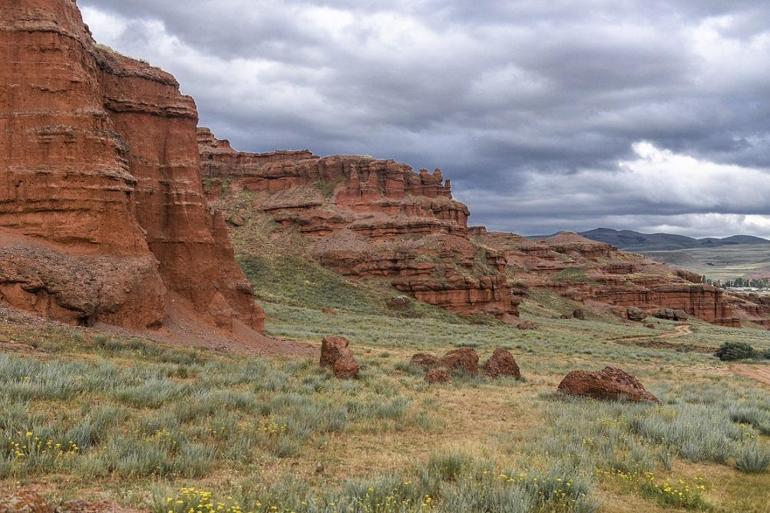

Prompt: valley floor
[{"left": 1, "top": 283, "right": 769, "bottom": 513}]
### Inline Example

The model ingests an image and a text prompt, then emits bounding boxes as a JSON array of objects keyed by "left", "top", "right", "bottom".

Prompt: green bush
[{"left": 714, "top": 342, "right": 757, "bottom": 361}]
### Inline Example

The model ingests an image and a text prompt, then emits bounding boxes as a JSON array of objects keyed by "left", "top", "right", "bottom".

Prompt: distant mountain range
[{"left": 578, "top": 228, "right": 770, "bottom": 252}]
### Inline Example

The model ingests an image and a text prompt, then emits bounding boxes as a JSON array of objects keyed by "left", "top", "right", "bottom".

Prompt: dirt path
[
  {"left": 611, "top": 323, "right": 712, "bottom": 353},
  {"left": 659, "top": 323, "right": 692, "bottom": 339},
  {"left": 731, "top": 364, "right": 770, "bottom": 386}
]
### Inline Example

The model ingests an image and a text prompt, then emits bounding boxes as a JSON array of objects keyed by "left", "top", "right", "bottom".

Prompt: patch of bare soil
[
  {"left": 0, "top": 298, "right": 315, "bottom": 359},
  {"left": 731, "top": 364, "right": 770, "bottom": 386},
  {"left": 611, "top": 324, "right": 712, "bottom": 353},
  {"left": 101, "top": 294, "right": 315, "bottom": 358}
]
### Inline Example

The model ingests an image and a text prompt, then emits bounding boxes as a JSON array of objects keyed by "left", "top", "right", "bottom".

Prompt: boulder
[
  {"left": 572, "top": 308, "right": 586, "bottom": 320},
  {"left": 654, "top": 308, "right": 689, "bottom": 321},
  {"left": 483, "top": 348, "right": 521, "bottom": 379},
  {"left": 425, "top": 367, "right": 451, "bottom": 384},
  {"left": 517, "top": 320, "right": 537, "bottom": 330},
  {"left": 626, "top": 307, "right": 647, "bottom": 322},
  {"left": 320, "top": 336, "right": 350, "bottom": 368},
  {"left": 388, "top": 296, "right": 412, "bottom": 309},
  {"left": 439, "top": 348, "right": 480, "bottom": 376},
  {"left": 333, "top": 354, "right": 360, "bottom": 379},
  {"left": 557, "top": 366, "right": 658, "bottom": 403},
  {"left": 320, "top": 336, "right": 359, "bottom": 378},
  {"left": 410, "top": 353, "right": 440, "bottom": 370}
]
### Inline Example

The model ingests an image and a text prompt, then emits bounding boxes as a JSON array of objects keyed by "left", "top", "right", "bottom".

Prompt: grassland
[
  {"left": 643, "top": 244, "right": 770, "bottom": 282},
  {"left": 1, "top": 255, "right": 769, "bottom": 512}
]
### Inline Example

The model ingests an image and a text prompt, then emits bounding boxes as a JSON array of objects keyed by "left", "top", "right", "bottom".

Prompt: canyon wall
[
  {"left": 199, "top": 129, "right": 519, "bottom": 320},
  {"left": 0, "top": 0, "right": 263, "bottom": 331}
]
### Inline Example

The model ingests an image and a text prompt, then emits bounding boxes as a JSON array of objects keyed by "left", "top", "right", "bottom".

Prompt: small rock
[
  {"left": 645, "top": 322, "right": 656, "bottom": 329},
  {"left": 321, "top": 307, "right": 338, "bottom": 315},
  {"left": 557, "top": 366, "right": 658, "bottom": 403},
  {"left": 626, "top": 307, "right": 647, "bottom": 322},
  {"left": 388, "top": 296, "right": 412, "bottom": 309},
  {"left": 425, "top": 367, "right": 451, "bottom": 384},
  {"left": 517, "top": 320, "right": 537, "bottom": 330},
  {"left": 572, "top": 308, "right": 586, "bottom": 320},
  {"left": 483, "top": 348, "right": 521, "bottom": 379}
]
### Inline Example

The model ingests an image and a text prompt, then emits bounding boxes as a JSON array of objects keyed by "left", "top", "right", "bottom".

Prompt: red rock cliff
[
  {"left": 199, "top": 129, "right": 519, "bottom": 320},
  {"left": 0, "top": 0, "right": 263, "bottom": 331}
]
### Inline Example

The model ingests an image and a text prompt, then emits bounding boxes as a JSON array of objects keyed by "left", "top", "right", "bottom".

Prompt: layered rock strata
[
  {"left": 0, "top": 0, "right": 263, "bottom": 331},
  {"left": 479, "top": 231, "right": 770, "bottom": 327},
  {"left": 199, "top": 129, "right": 519, "bottom": 320}
]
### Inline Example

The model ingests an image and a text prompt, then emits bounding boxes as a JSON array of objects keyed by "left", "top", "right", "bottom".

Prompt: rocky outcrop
[
  {"left": 557, "top": 367, "right": 659, "bottom": 403},
  {"left": 0, "top": 0, "right": 263, "bottom": 331},
  {"left": 200, "top": 129, "right": 518, "bottom": 320},
  {"left": 478, "top": 231, "right": 755, "bottom": 327}
]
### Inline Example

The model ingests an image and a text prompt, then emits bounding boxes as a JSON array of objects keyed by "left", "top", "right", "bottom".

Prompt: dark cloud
[{"left": 79, "top": 0, "right": 770, "bottom": 237}]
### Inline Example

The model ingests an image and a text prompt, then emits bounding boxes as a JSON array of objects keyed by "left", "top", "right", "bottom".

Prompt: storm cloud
[{"left": 79, "top": 0, "right": 770, "bottom": 237}]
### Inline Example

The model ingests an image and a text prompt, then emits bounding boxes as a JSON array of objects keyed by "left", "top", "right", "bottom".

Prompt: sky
[{"left": 79, "top": 0, "right": 770, "bottom": 238}]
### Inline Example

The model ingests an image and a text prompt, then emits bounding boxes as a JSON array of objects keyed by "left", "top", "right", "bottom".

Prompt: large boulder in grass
[
  {"left": 320, "top": 336, "right": 350, "bottom": 368},
  {"left": 557, "top": 366, "right": 659, "bottom": 403},
  {"left": 439, "top": 348, "right": 480, "bottom": 376},
  {"left": 483, "top": 348, "right": 521, "bottom": 379},
  {"left": 320, "top": 336, "right": 359, "bottom": 379},
  {"left": 333, "top": 354, "right": 360, "bottom": 379}
]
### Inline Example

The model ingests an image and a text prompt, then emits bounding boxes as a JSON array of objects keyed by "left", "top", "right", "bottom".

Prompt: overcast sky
[{"left": 80, "top": 0, "right": 770, "bottom": 237}]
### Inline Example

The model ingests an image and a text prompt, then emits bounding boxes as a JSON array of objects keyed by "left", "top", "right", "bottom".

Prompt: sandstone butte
[
  {"left": 3, "top": 0, "right": 770, "bottom": 333},
  {"left": 0, "top": 0, "right": 263, "bottom": 333},
  {"left": 198, "top": 130, "right": 770, "bottom": 328}
]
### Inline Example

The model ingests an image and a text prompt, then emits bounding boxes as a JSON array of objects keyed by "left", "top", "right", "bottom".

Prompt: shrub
[
  {"left": 715, "top": 342, "right": 757, "bottom": 361},
  {"left": 735, "top": 443, "right": 770, "bottom": 473}
]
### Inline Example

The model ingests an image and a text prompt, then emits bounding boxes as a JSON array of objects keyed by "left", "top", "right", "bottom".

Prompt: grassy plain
[
  {"left": 1, "top": 257, "right": 769, "bottom": 512},
  {"left": 643, "top": 244, "right": 770, "bottom": 282}
]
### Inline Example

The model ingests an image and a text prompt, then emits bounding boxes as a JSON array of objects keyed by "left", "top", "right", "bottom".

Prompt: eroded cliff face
[
  {"left": 0, "top": 0, "right": 263, "bottom": 331},
  {"left": 479, "top": 231, "right": 770, "bottom": 328},
  {"left": 199, "top": 129, "right": 520, "bottom": 320}
]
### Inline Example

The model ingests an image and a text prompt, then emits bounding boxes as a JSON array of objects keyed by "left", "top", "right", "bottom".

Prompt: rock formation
[
  {"left": 478, "top": 231, "right": 770, "bottom": 328},
  {"left": 0, "top": 0, "right": 263, "bottom": 331},
  {"left": 320, "top": 336, "right": 360, "bottom": 379},
  {"left": 483, "top": 348, "right": 521, "bottom": 379},
  {"left": 557, "top": 366, "right": 659, "bottom": 403},
  {"left": 199, "top": 129, "right": 519, "bottom": 320}
]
